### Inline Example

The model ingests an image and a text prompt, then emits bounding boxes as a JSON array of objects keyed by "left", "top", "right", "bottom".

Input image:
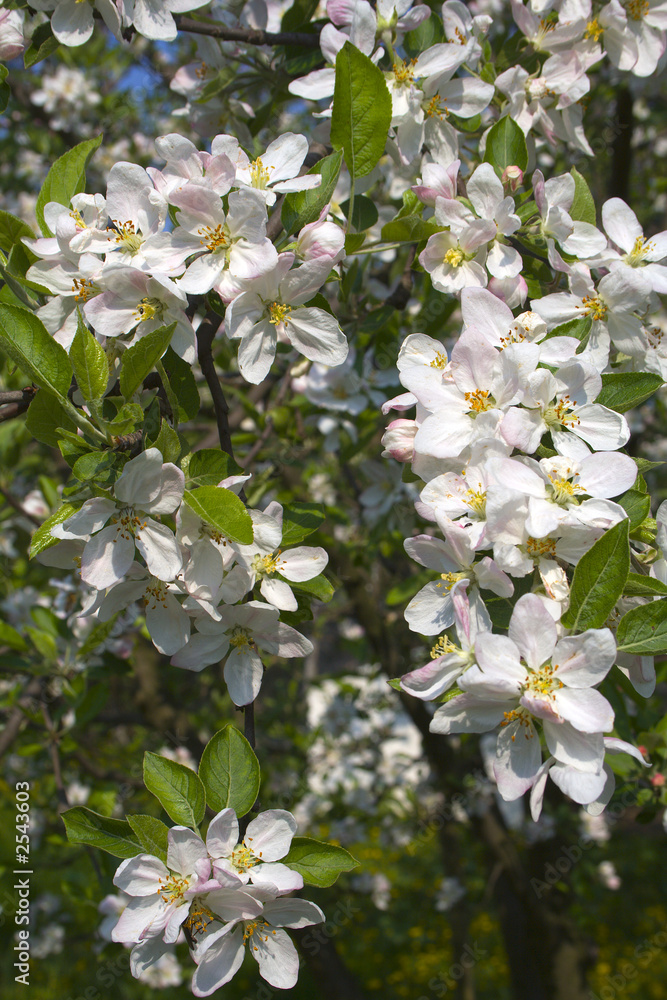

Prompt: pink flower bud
[
  {"left": 381, "top": 419, "right": 417, "bottom": 462},
  {"left": 501, "top": 165, "right": 523, "bottom": 193}
]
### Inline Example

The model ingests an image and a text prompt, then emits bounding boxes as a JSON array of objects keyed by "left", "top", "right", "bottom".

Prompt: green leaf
[
  {"left": 344, "top": 233, "right": 365, "bottom": 253},
  {"left": 283, "top": 837, "right": 359, "bottom": 887},
  {"left": 282, "top": 0, "right": 320, "bottom": 30},
  {"left": 546, "top": 316, "right": 591, "bottom": 341},
  {"left": 36, "top": 135, "right": 103, "bottom": 237},
  {"left": 595, "top": 372, "right": 663, "bottom": 413},
  {"left": 119, "top": 322, "right": 176, "bottom": 399},
  {"left": 161, "top": 347, "right": 200, "bottom": 421},
  {"left": 380, "top": 216, "right": 443, "bottom": 243},
  {"left": 281, "top": 502, "right": 325, "bottom": 546},
  {"left": 150, "top": 418, "right": 182, "bottom": 464},
  {"left": 616, "top": 488, "right": 651, "bottom": 530},
  {"left": 198, "top": 725, "right": 260, "bottom": 818},
  {"left": 78, "top": 615, "right": 118, "bottom": 657},
  {"left": 0, "top": 622, "right": 28, "bottom": 652},
  {"left": 403, "top": 14, "right": 444, "bottom": 57},
  {"left": 188, "top": 449, "right": 242, "bottom": 486},
  {"left": 340, "top": 195, "right": 378, "bottom": 232},
  {"left": 483, "top": 117, "right": 528, "bottom": 173},
  {"left": 330, "top": 42, "right": 392, "bottom": 179},
  {"left": 143, "top": 751, "right": 206, "bottom": 829},
  {"left": 127, "top": 815, "right": 170, "bottom": 864},
  {"left": 290, "top": 573, "right": 335, "bottom": 603},
  {"left": 561, "top": 519, "right": 630, "bottom": 632},
  {"left": 25, "top": 391, "right": 77, "bottom": 448},
  {"left": 0, "top": 65, "right": 8, "bottom": 115},
  {"left": 62, "top": 807, "right": 141, "bottom": 859},
  {"left": 0, "top": 304, "right": 72, "bottom": 399},
  {"left": 29, "top": 502, "right": 81, "bottom": 558},
  {"left": 569, "top": 168, "right": 596, "bottom": 226},
  {"left": 0, "top": 211, "right": 35, "bottom": 254},
  {"left": 281, "top": 150, "right": 344, "bottom": 236},
  {"left": 623, "top": 573, "right": 667, "bottom": 597},
  {"left": 24, "top": 20, "right": 60, "bottom": 68},
  {"left": 617, "top": 599, "right": 667, "bottom": 655},
  {"left": 71, "top": 450, "right": 117, "bottom": 483},
  {"left": 183, "top": 486, "right": 253, "bottom": 544},
  {"left": 70, "top": 319, "right": 108, "bottom": 401}
]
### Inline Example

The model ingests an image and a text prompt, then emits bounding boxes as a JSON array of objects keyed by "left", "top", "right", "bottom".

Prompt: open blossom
[
  {"left": 29, "top": 0, "right": 122, "bottom": 45},
  {"left": 206, "top": 808, "right": 303, "bottom": 893},
  {"left": 0, "top": 4, "right": 25, "bottom": 59},
  {"left": 52, "top": 449, "right": 184, "bottom": 589},
  {"left": 215, "top": 133, "right": 322, "bottom": 207},
  {"left": 430, "top": 593, "right": 617, "bottom": 799}
]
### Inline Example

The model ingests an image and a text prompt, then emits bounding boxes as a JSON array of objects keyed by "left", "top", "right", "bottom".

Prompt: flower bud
[
  {"left": 501, "top": 165, "right": 523, "bottom": 193},
  {"left": 381, "top": 419, "right": 417, "bottom": 462}
]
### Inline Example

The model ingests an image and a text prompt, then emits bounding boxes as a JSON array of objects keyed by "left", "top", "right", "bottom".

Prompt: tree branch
[
  {"left": 173, "top": 16, "right": 321, "bottom": 49},
  {"left": 196, "top": 314, "right": 237, "bottom": 461}
]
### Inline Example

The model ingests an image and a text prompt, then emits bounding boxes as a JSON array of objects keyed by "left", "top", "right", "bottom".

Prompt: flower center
[
  {"left": 526, "top": 536, "right": 557, "bottom": 560},
  {"left": 547, "top": 475, "right": 584, "bottom": 506},
  {"left": 110, "top": 219, "right": 143, "bottom": 254},
  {"left": 436, "top": 571, "right": 467, "bottom": 591},
  {"left": 157, "top": 874, "right": 190, "bottom": 903},
  {"left": 184, "top": 901, "right": 217, "bottom": 937},
  {"left": 430, "top": 635, "right": 457, "bottom": 659},
  {"left": 269, "top": 302, "right": 291, "bottom": 325},
  {"left": 250, "top": 157, "right": 272, "bottom": 189},
  {"left": 133, "top": 297, "right": 163, "bottom": 323},
  {"left": 626, "top": 0, "right": 649, "bottom": 18},
  {"left": 626, "top": 234, "right": 654, "bottom": 264},
  {"left": 585, "top": 18, "right": 603, "bottom": 39},
  {"left": 243, "top": 918, "right": 276, "bottom": 950},
  {"left": 198, "top": 223, "right": 230, "bottom": 253},
  {"left": 523, "top": 661, "right": 564, "bottom": 699},
  {"left": 425, "top": 94, "right": 449, "bottom": 119},
  {"left": 227, "top": 626, "right": 254, "bottom": 650},
  {"left": 500, "top": 707, "right": 533, "bottom": 737},
  {"left": 71, "top": 277, "right": 97, "bottom": 302},
  {"left": 580, "top": 295, "right": 608, "bottom": 321},
  {"left": 464, "top": 389, "right": 493, "bottom": 414},
  {"left": 544, "top": 395, "right": 581, "bottom": 430},
  {"left": 464, "top": 489, "right": 487, "bottom": 517},
  {"left": 392, "top": 58, "right": 416, "bottom": 85},
  {"left": 444, "top": 247, "right": 465, "bottom": 267},
  {"left": 231, "top": 843, "right": 261, "bottom": 871},
  {"left": 144, "top": 579, "right": 169, "bottom": 610},
  {"left": 252, "top": 551, "right": 281, "bottom": 577},
  {"left": 429, "top": 351, "right": 448, "bottom": 369}
]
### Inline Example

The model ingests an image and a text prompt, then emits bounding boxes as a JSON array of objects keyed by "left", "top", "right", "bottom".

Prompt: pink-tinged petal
[
  {"left": 604, "top": 736, "right": 650, "bottom": 766},
  {"left": 250, "top": 862, "right": 303, "bottom": 892},
  {"left": 543, "top": 720, "right": 603, "bottom": 773},
  {"left": 81, "top": 524, "right": 135, "bottom": 589},
  {"left": 192, "top": 926, "right": 245, "bottom": 997},
  {"left": 471, "top": 634, "right": 524, "bottom": 691},
  {"left": 258, "top": 621, "right": 312, "bottom": 658},
  {"left": 206, "top": 889, "right": 263, "bottom": 923},
  {"left": 114, "top": 854, "right": 167, "bottom": 895},
  {"left": 553, "top": 687, "right": 614, "bottom": 733},
  {"left": 129, "top": 936, "right": 171, "bottom": 978},
  {"left": 148, "top": 464, "right": 185, "bottom": 514},
  {"left": 145, "top": 592, "right": 190, "bottom": 656},
  {"left": 601, "top": 198, "right": 642, "bottom": 253},
  {"left": 405, "top": 581, "right": 457, "bottom": 636},
  {"left": 111, "top": 895, "right": 166, "bottom": 944},
  {"left": 237, "top": 319, "right": 277, "bottom": 385},
  {"left": 253, "top": 927, "right": 300, "bottom": 989},
  {"left": 206, "top": 808, "right": 239, "bottom": 858},
  {"left": 264, "top": 897, "right": 325, "bottom": 928},
  {"left": 278, "top": 546, "right": 328, "bottom": 581},
  {"left": 170, "top": 632, "right": 229, "bottom": 671},
  {"left": 404, "top": 535, "right": 458, "bottom": 572},
  {"left": 429, "top": 694, "right": 509, "bottom": 734},
  {"left": 115, "top": 448, "right": 163, "bottom": 506},
  {"left": 549, "top": 761, "right": 607, "bottom": 804},
  {"left": 167, "top": 826, "right": 208, "bottom": 876},
  {"left": 529, "top": 757, "right": 553, "bottom": 821},
  {"left": 244, "top": 809, "right": 297, "bottom": 862},
  {"left": 494, "top": 719, "right": 542, "bottom": 800},
  {"left": 401, "top": 654, "right": 466, "bottom": 700},
  {"left": 163, "top": 900, "right": 192, "bottom": 943},
  {"left": 577, "top": 452, "right": 637, "bottom": 498},
  {"left": 553, "top": 629, "right": 616, "bottom": 686},
  {"left": 508, "top": 593, "right": 557, "bottom": 669},
  {"left": 474, "top": 556, "right": 514, "bottom": 597},
  {"left": 53, "top": 497, "right": 116, "bottom": 539},
  {"left": 285, "top": 308, "right": 348, "bottom": 366},
  {"left": 413, "top": 409, "right": 475, "bottom": 458}
]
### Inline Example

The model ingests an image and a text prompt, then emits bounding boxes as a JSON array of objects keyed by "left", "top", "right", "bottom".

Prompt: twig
[
  {"left": 244, "top": 701, "right": 256, "bottom": 750},
  {"left": 42, "top": 702, "right": 69, "bottom": 812},
  {"left": 239, "top": 368, "right": 292, "bottom": 469},
  {"left": 0, "top": 484, "right": 41, "bottom": 525},
  {"left": 0, "top": 386, "right": 37, "bottom": 424},
  {"left": 196, "top": 314, "right": 237, "bottom": 462},
  {"left": 173, "top": 16, "right": 321, "bottom": 49}
]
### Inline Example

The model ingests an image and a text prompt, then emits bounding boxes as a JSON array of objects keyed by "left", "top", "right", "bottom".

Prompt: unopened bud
[
  {"left": 501, "top": 165, "right": 523, "bottom": 193},
  {"left": 381, "top": 419, "right": 417, "bottom": 462}
]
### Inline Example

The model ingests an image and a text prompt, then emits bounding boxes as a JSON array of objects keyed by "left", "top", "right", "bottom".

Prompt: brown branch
[
  {"left": 196, "top": 313, "right": 237, "bottom": 461},
  {"left": 0, "top": 386, "right": 37, "bottom": 424},
  {"left": 0, "top": 484, "right": 42, "bottom": 525},
  {"left": 174, "top": 15, "right": 321, "bottom": 49}
]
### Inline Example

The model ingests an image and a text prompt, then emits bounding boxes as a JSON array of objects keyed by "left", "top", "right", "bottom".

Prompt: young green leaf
[
  {"left": 616, "top": 488, "right": 651, "bottom": 530},
  {"left": 182, "top": 487, "right": 253, "bottom": 544},
  {"left": 35, "top": 135, "right": 103, "bottom": 237},
  {"left": 616, "top": 599, "right": 667, "bottom": 655},
  {"left": 29, "top": 502, "right": 81, "bottom": 558},
  {"left": 62, "top": 807, "right": 141, "bottom": 859},
  {"left": 0, "top": 304, "right": 72, "bottom": 400},
  {"left": 187, "top": 449, "right": 242, "bottom": 486},
  {"left": 561, "top": 519, "right": 630, "bottom": 632},
  {"left": 0, "top": 210, "right": 35, "bottom": 253},
  {"left": 330, "top": 42, "right": 392, "bottom": 179},
  {"left": 70, "top": 318, "right": 108, "bottom": 402},
  {"left": 127, "top": 815, "right": 170, "bottom": 864},
  {"left": 282, "top": 837, "right": 359, "bottom": 887},
  {"left": 198, "top": 725, "right": 261, "bottom": 818},
  {"left": 281, "top": 150, "right": 344, "bottom": 235},
  {"left": 483, "top": 117, "right": 528, "bottom": 173},
  {"left": 118, "top": 322, "right": 176, "bottom": 399},
  {"left": 623, "top": 573, "right": 667, "bottom": 598},
  {"left": 569, "top": 168, "right": 596, "bottom": 225},
  {"left": 281, "top": 502, "right": 325, "bottom": 546},
  {"left": 143, "top": 751, "right": 206, "bottom": 829},
  {"left": 25, "top": 391, "right": 77, "bottom": 448},
  {"left": 595, "top": 372, "right": 663, "bottom": 413}
]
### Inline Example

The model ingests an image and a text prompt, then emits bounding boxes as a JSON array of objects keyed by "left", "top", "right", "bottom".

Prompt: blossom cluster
[
  {"left": 44, "top": 448, "right": 326, "bottom": 705},
  {"left": 25, "top": 131, "right": 347, "bottom": 384},
  {"left": 108, "top": 807, "right": 325, "bottom": 996}
]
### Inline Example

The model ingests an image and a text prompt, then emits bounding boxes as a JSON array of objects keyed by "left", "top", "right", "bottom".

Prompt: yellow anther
[
  {"left": 444, "top": 247, "right": 465, "bottom": 267},
  {"left": 464, "top": 389, "right": 493, "bottom": 413},
  {"left": 429, "top": 351, "right": 448, "bottom": 369},
  {"left": 585, "top": 18, "right": 603, "bottom": 40},
  {"left": 198, "top": 223, "right": 230, "bottom": 252},
  {"left": 269, "top": 302, "right": 291, "bottom": 325}
]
